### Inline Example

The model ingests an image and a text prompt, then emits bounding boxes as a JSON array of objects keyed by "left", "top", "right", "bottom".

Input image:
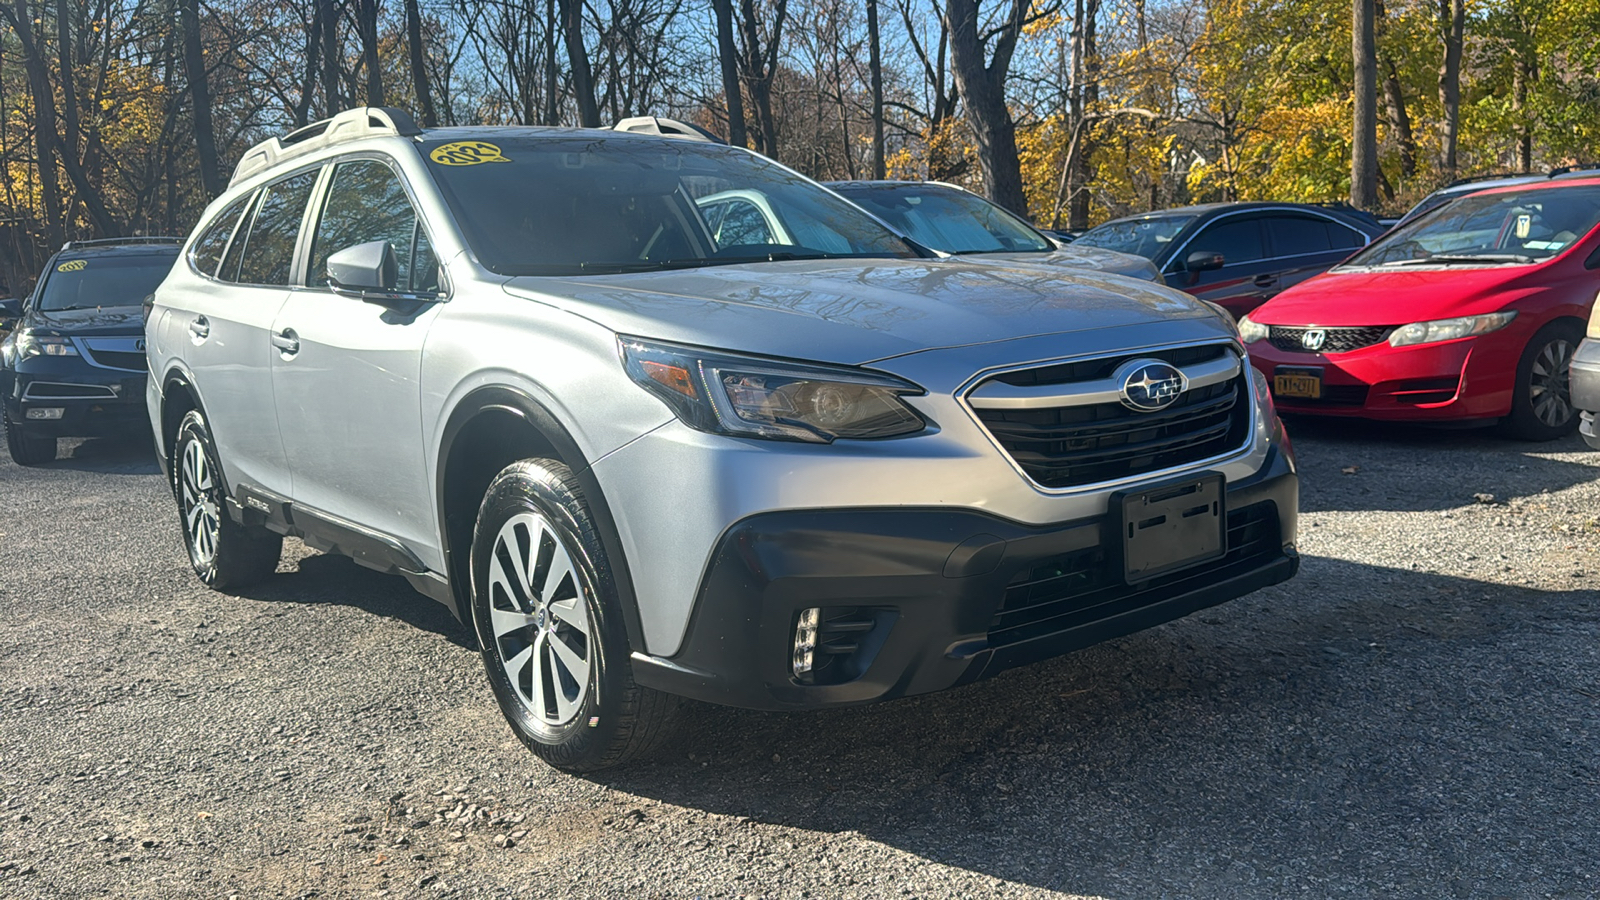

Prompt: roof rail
[
  {"left": 612, "top": 116, "right": 724, "bottom": 144},
  {"left": 61, "top": 236, "right": 185, "bottom": 251},
  {"left": 230, "top": 107, "right": 423, "bottom": 187}
]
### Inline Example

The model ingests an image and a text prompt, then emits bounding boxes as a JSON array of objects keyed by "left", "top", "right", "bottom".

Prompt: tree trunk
[
  {"left": 359, "top": 0, "right": 384, "bottom": 106},
  {"left": 945, "top": 0, "right": 1029, "bottom": 216},
  {"left": 1437, "top": 0, "right": 1463, "bottom": 179},
  {"left": 1351, "top": 0, "right": 1379, "bottom": 209},
  {"left": 544, "top": 0, "right": 558, "bottom": 125},
  {"left": 2, "top": 1, "right": 64, "bottom": 245},
  {"left": 867, "top": 0, "right": 884, "bottom": 178},
  {"left": 295, "top": 2, "right": 322, "bottom": 126},
  {"left": 1512, "top": 55, "right": 1534, "bottom": 171},
  {"left": 321, "top": 0, "right": 342, "bottom": 113},
  {"left": 52, "top": 0, "right": 115, "bottom": 234},
  {"left": 405, "top": 0, "right": 437, "bottom": 126},
  {"left": 1383, "top": 59, "right": 1415, "bottom": 179},
  {"left": 736, "top": 0, "right": 787, "bottom": 157},
  {"left": 178, "top": 0, "right": 222, "bottom": 196},
  {"left": 558, "top": 0, "right": 599, "bottom": 127},
  {"left": 1067, "top": 0, "right": 1101, "bottom": 230},
  {"left": 712, "top": 0, "right": 746, "bottom": 147}
]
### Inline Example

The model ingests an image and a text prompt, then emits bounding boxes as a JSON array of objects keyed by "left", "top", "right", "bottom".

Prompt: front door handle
[
  {"left": 188, "top": 316, "right": 209, "bottom": 339},
  {"left": 1253, "top": 274, "right": 1278, "bottom": 288},
  {"left": 270, "top": 329, "right": 300, "bottom": 356}
]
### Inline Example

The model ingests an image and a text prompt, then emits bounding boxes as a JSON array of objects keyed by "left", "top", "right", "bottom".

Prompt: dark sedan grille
[
  {"left": 974, "top": 374, "right": 1251, "bottom": 489},
  {"left": 1268, "top": 326, "right": 1390, "bottom": 354},
  {"left": 987, "top": 502, "right": 1280, "bottom": 648},
  {"left": 83, "top": 349, "right": 145, "bottom": 372}
]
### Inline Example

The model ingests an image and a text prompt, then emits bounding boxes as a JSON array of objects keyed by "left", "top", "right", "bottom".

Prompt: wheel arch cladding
[
  {"left": 436, "top": 386, "right": 647, "bottom": 652},
  {"left": 160, "top": 371, "right": 200, "bottom": 477}
]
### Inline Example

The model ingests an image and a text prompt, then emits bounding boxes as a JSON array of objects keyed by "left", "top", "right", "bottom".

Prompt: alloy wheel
[
  {"left": 179, "top": 439, "right": 221, "bottom": 566},
  {"left": 487, "top": 512, "right": 592, "bottom": 727},
  {"left": 1528, "top": 337, "right": 1575, "bottom": 428}
]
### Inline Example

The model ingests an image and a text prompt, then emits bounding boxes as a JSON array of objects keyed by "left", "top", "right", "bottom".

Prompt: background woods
[{"left": 0, "top": 0, "right": 1596, "bottom": 290}]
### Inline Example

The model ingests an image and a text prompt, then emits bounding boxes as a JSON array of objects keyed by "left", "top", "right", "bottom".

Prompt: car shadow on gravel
[
  {"left": 36, "top": 432, "right": 160, "bottom": 475},
  {"left": 591, "top": 555, "right": 1599, "bottom": 897},
  {"left": 234, "top": 550, "right": 475, "bottom": 649},
  {"left": 1286, "top": 416, "right": 1597, "bottom": 514}
]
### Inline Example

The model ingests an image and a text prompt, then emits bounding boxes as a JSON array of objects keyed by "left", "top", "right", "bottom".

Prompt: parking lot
[{"left": 0, "top": 418, "right": 1596, "bottom": 899}]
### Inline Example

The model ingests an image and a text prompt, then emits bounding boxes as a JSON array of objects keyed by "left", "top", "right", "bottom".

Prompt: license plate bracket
[
  {"left": 1115, "top": 473, "right": 1226, "bottom": 583},
  {"left": 1274, "top": 366, "right": 1323, "bottom": 399}
]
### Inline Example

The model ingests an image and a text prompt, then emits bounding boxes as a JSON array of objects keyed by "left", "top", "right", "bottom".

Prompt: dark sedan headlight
[
  {"left": 621, "top": 337, "right": 928, "bottom": 443},
  {"left": 14, "top": 330, "right": 79, "bottom": 359}
]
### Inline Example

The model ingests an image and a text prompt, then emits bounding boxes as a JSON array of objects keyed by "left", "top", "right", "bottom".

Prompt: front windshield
[
  {"left": 1073, "top": 214, "right": 1197, "bottom": 259},
  {"left": 1348, "top": 185, "right": 1600, "bottom": 268},
  {"left": 835, "top": 184, "right": 1052, "bottom": 254},
  {"left": 422, "top": 135, "right": 915, "bottom": 275},
  {"left": 36, "top": 254, "right": 175, "bottom": 311}
]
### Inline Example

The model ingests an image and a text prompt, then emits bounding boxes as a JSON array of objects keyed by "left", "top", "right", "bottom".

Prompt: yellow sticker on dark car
[
  {"left": 428, "top": 141, "right": 511, "bottom": 166},
  {"left": 57, "top": 259, "right": 87, "bottom": 272}
]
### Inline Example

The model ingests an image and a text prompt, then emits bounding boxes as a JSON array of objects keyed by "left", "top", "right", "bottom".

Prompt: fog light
[
  {"left": 792, "top": 607, "right": 820, "bottom": 677},
  {"left": 26, "top": 408, "right": 63, "bottom": 420}
]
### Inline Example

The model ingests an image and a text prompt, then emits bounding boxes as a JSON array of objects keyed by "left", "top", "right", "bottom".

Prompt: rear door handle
[
  {"left": 270, "top": 329, "right": 300, "bottom": 356},
  {"left": 188, "top": 316, "right": 209, "bottom": 339}
]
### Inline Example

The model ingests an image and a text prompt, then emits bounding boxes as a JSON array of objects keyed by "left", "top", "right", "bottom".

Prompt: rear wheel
[
  {"left": 1500, "top": 321, "right": 1582, "bottom": 441},
  {"left": 173, "top": 409, "right": 282, "bottom": 589},
  {"left": 4, "top": 410, "right": 56, "bottom": 465},
  {"left": 470, "top": 459, "right": 678, "bottom": 772}
]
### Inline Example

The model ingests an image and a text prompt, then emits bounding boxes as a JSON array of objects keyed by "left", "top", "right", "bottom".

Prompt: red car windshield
[{"left": 1347, "top": 184, "right": 1600, "bottom": 268}]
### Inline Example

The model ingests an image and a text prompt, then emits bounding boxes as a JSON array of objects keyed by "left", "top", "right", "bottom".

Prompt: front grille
[
  {"left": 82, "top": 348, "right": 146, "bottom": 372},
  {"left": 1268, "top": 326, "right": 1390, "bottom": 354},
  {"left": 973, "top": 362, "right": 1251, "bottom": 489},
  {"left": 22, "top": 382, "right": 118, "bottom": 400},
  {"left": 993, "top": 344, "right": 1230, "bottom": 387},
  {"left": 987, "top": 502, "right": 1280, "bottom": 648}
]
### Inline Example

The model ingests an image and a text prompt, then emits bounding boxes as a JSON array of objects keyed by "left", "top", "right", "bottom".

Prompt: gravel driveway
[{"left": 1, "top": 418, "right": 1596, "bottom": 899}]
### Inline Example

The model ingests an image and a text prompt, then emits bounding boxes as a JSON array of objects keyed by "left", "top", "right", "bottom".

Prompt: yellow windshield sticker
[
  {"left": 429, "top": 141, "right": 511, "bottom": 166},
  {"left": 56, "top": 259, "right": 87, "bottom": 272}
]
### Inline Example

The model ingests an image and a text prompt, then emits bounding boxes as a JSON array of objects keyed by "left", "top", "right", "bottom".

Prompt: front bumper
[
  {"left": 630, "top": 444, "right": 1298, "bottom": 710},
  {"left": 2, "top": 362, "right": 147, "bottom": 438},
  {"left": 1247, "top": 333, "right": 1520, "bottom": 422},
  {"left": 1573, "top": 338, "right": 1600, "bottom": 449}
]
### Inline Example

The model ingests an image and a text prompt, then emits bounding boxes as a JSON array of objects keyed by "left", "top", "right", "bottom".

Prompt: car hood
[
  {"left": 502, "top": 258, "right": 1208, "bottom": 365},
  {"left": 953, "top": 246, "right": 1162, "bottom": 281},
  {"left": 1248, "top": 265, "right": 1547, "bottom": 327},
  {"left": 22, "top": 305, "right": 144, "bottom": 336}
]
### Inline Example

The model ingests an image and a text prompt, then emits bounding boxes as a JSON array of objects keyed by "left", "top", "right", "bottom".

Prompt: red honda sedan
[{"left": 1240, "top": 178, "right": 1600, "bottom": 440}]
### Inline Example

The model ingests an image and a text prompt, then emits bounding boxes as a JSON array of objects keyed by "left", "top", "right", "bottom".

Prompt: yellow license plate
[{"left": 1274, "top": 373, "right": 1322, "bottom": 399}]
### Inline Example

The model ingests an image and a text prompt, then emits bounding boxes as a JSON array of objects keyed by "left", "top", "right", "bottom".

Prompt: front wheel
[
  {"left": 172, "top": 410, "right": 282, "bottom": 589},
  {"left": 4, "top": 410, "right": 56, "bottom": 465},
  {"left": 1500, "top": 321, "right": 1582, "bottom": 441},
  {"left": 470, "top": 459, "right": 678, "bottom": 772}
]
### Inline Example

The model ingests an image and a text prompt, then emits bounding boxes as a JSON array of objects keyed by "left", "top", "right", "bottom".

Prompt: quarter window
[
  {"left": 309, "top": 159, "right": 438, "bottom": 292},
  {"left": 229, "top": 171, "right": 319, "bottom": 285},
  {"left": 189, "top": 194, "right": 253, "bottom": 277}
]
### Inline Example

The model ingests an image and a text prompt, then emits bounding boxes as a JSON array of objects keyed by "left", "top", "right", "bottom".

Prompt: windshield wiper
[{"left": 1379, "top": 252, "right": 1537, "bottom": 267}]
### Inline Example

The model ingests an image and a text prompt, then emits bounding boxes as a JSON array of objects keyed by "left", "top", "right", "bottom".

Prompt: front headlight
[
  {"left": 1387, "top": 312, "right": 1517, "bottom": 347},
  {"left": 14, "top": 330, "right": 79, "bottom": 359},
  {"left": 1238, "top": 315, "right": 1269, "bottom": 344},
  {"left": 621, "top": 337, "right": 929, "bottom": 443}
]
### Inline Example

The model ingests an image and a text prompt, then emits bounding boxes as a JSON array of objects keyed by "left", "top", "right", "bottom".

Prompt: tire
[
  {"left": 4, "top": 409, "right": 56, "bottom": 465},
  {"left": 1499, "top": 320, "right": 1583, "bottom": 441},
  {"left": 470, "top": 459, "right": 679, "bottom": 773},
  {"left": 172, "top": 409, "right": 282, "bottom": 589}
]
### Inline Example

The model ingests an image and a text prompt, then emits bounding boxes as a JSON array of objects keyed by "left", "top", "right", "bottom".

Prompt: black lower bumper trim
[{"left": 632, "top": 445, "right": 1299, "bottom": 710}]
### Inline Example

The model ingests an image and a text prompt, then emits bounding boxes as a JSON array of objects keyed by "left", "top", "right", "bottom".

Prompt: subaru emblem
[
  {"left": 1114, "top": 358, "right": 1189, "bottom": 412},
  {"left": 1301, "top": 329, "right": 1327, "bottom": 352}
]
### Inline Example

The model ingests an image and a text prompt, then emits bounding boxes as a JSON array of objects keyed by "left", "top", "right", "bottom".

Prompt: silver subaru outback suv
[{"left": 148, "top": 108, "right": 1299, "bottom": 772}]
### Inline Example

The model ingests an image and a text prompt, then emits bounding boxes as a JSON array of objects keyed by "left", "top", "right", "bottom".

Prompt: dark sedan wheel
[
  {"left": 1501, "top": 321, "right": 1582, "bottom": 441},
  {"left": 470, "top": 459, "right": 678, "bottom": 772},
  {"left": 172, "top": 409, "right": 282, "bottom": 589},
  {"left": 3, "top": 409, "right": 56, "bottom": 466}
]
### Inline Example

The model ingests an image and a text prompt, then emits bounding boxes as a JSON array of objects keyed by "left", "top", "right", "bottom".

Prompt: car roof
[
  {"left": 1093, "top": 201, "right": 1374, "bottom": 227},
  {"left": 1465, "top": 174, "right": 1600, "bottom": 197},
  {"left": 54, "top": 239, "right": 182, "bottom": 260}
]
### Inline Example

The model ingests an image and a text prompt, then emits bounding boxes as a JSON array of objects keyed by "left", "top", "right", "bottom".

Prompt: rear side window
[
  {"left": 188, "top": 195, "right": 253, "bottom": 277},
  {"left": 228, "top": 170, "right": 319, "bottom": 286},
  {"left": 1188, "top": 218, "right": 1266, "bottom": 266},
  {"left": 1268, "top": 215, "right": 1337, "bottom": 256},
  {"left": 309, "top": 159, "right": 437, "bottom": 291}
]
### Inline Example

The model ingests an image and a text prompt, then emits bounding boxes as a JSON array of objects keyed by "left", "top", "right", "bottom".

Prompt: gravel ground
[{"left": 0, "top": 418, "right": 1596, "bottom": 899}]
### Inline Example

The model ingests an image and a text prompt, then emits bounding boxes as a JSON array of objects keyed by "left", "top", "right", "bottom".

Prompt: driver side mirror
[
  {"left": 326, "top": 241, "right": 437, "bottom": 308},
  {"left": 1184, "top": 250, "right": 1226, "bottom": 273}
]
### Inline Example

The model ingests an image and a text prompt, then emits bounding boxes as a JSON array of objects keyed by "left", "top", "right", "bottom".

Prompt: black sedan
[
  {"left": 1, "top": 238, "right": 179, "bottom": 465},
  {"left": 1070, "top": 202, "right": 1386, "bottom": 319}
]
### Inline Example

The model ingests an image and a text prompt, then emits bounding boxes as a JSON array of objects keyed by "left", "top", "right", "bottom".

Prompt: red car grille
[{"left": 1268, "top": 326, "right": 1391, "bottom": 354}]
